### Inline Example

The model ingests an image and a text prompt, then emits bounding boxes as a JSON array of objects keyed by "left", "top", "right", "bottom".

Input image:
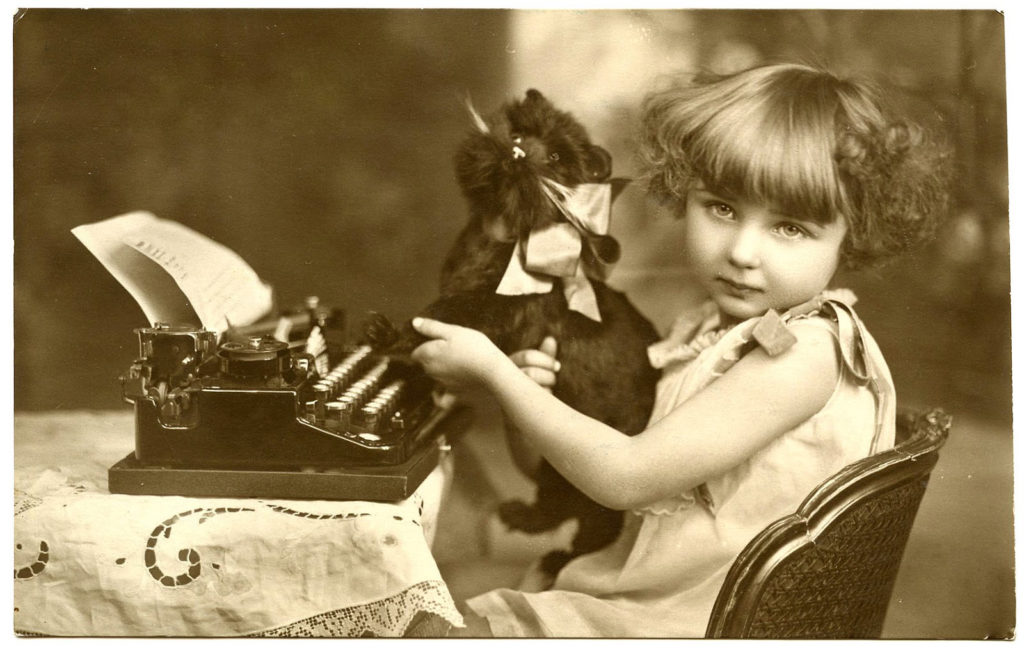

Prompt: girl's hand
[
  {"left": 411, "top": 317, "right": 508, "bottom": 393},
  {"left": 508, "top": 336, "right": 560, "bottom": 392}
]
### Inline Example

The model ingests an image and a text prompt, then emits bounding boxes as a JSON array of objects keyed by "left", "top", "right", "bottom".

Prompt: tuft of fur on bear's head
[{"left": 455, "top": 89, "right": 612, "bottom": 241}]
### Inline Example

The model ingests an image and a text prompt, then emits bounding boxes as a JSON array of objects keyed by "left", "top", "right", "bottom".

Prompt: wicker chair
[{"left": 705, "top": 408, "right": 951, "bottom": 639}]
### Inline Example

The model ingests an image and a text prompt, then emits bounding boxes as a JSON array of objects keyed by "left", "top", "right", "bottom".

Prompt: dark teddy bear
[{"left": 366, "top": 89, "right": 660, "bottom": 575}]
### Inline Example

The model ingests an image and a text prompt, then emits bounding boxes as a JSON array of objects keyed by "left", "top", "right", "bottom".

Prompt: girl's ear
[{"left": 836, "top": 237, "right": 855, "bottom": 272}]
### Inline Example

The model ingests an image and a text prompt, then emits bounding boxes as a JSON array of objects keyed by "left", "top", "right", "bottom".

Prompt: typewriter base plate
[{"left": 108, "top": 439, "right": 444, "bottom": 502}]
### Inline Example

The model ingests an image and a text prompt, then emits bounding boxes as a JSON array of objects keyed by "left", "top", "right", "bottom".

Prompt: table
[{"left": 13, "top": 410, "right": 464, "bottom": 637}]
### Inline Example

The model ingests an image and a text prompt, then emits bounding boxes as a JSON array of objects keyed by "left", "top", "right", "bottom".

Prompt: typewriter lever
[{"left": 120, "top": 323, "right": 217, "bottom": 428}]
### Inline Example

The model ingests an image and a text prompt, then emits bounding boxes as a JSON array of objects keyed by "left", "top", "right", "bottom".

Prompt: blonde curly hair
[{"left": 637, "top": 63, "right": 951, "bottom": 269}]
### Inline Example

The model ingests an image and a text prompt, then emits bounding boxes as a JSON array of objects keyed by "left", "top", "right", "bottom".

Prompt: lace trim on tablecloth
[
  {"left": 251, "top": 579, "right": 464, "bottom": 637},
  {"left": 15, "top": 489, "right": 43, "bottom": 516}
]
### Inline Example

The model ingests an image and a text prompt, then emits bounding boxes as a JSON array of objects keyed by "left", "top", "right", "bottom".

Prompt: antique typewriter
[{"left": 108, "top": 299, "right": 467, "bottom": 501}]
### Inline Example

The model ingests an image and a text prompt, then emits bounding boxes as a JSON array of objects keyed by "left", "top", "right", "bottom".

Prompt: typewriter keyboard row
[{"left": 305, "top": 346, "right": 414, "bottom": 439}]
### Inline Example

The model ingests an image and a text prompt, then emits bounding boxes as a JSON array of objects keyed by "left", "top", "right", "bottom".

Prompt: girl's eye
[
  {"left": 777, "top": 223, "right": 809, "bottom": 239},
  {"left": 708, "top": 203, "right": 735, "bottom": 220}
]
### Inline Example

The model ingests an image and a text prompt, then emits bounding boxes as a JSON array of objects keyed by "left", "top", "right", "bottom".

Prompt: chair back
[{"left": 705, "top": 408, "right": 951, "bottom": 639}]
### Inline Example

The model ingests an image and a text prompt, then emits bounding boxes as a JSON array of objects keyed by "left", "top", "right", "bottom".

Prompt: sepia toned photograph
[{"left": 12, "top": 7, "right": 1012, "bottom": 639}]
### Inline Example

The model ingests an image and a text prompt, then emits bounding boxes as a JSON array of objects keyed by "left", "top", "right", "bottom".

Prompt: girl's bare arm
[{"left": 413, "top": 319, "right": 839, "bottom": 511}]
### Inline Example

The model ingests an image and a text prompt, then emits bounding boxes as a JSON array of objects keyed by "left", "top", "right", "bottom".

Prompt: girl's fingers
[
  {"left": 411, "top": 317, "right": 456, "bottom": 340},
  {"left": 411, "top": 338, "right": 450, "bottom": 365},
  {"left": 509, "top": 349, "right": 560, "bottom": 371},
  {"left": 409, "top": 340, "right": 435, "bottom": 365},
  {"left": 432, "top": 389, "right": 459, "bottom": 410},
  {"left": 539, "top": 336, "right": 558, "bottom": 358},
  {"left": 522, "top": 367, "right": 557, "bottom": 388}
]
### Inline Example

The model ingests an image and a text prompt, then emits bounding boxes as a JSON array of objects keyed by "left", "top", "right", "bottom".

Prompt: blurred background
[{"left": 13, "top": 9, "right": 1011, "bottom": 638}]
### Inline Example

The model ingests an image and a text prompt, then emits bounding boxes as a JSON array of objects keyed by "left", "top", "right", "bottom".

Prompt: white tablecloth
[{"left": 14, "top": 410, "right": 463, "bottom": 637}]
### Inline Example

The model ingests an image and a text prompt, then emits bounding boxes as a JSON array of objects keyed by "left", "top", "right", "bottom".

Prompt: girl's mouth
[{"left": 717, "top": 276, "right": 762, "bottom": 296}]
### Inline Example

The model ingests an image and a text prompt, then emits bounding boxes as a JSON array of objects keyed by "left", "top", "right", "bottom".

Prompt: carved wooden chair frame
[{"left": 705, "top": 408, "right": 952, "bottom": 639}]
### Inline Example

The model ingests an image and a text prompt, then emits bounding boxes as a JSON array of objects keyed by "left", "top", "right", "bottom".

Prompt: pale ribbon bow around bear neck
[{"left": 495, "top": 177, "right": 618, "bottom": 322}]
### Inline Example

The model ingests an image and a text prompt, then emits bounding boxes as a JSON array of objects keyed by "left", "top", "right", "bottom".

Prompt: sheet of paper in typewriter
[{"left": 72, "top": 211, "right": 274, "bottom": 334}]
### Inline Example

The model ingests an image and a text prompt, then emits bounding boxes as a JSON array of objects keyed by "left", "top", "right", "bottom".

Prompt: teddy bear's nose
[{"left": 511, "top": 135, "right": 527, "bottom": 160}]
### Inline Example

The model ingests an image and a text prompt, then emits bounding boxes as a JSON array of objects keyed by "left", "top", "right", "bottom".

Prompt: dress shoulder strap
[{"left": 813, "top": 300, "right": 895, "bottom": 455}]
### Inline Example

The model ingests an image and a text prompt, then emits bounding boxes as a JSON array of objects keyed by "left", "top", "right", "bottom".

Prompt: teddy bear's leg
[
  {"left": 537, "top": 509, "right": 625, "bottom": 576},
  {"left": 497, "top": 462, "right": 580, "bottom": 533},
  {"left": 496, "top": 499, "right": 570, "bottom": 534},
  {"left": 539, "top": 549, "right": 576, "bottom": 577},
  {"left": 532, "top": 501, "right": 626, "bottom": 576}
]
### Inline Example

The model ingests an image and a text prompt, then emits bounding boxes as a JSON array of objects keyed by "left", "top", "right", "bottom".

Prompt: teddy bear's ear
[{"left": 525, "top": 89, "right": 545, "bottom": 102}]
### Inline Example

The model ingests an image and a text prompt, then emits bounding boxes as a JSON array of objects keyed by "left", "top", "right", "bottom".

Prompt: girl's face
[{"left": 683, "top": 184, "right": 847, "bottom": 325}]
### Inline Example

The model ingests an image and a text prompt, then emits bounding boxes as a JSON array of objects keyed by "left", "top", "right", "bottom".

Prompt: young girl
[{"left": 413, "top": 63, "right": 950, "bottom": 637}]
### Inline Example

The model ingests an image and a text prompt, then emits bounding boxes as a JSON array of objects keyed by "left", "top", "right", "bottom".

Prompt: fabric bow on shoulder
[{"left": 494, "top": 177, "right": 625, "bottom": 322}]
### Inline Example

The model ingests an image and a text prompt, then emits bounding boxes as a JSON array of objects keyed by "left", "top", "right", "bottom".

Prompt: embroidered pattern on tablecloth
[{"left": 14, "top": 453, "right": 457, "bottom": 637}]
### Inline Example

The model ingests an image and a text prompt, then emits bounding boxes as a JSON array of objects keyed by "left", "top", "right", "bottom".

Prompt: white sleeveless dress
[{"left": 466, "top": 290, "right": 896, "bottom": 637}]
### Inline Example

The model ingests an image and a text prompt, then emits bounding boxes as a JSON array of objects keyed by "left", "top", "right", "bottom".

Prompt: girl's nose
[{"left": 728, "top": 226, "right": 762, "bottom": 268}]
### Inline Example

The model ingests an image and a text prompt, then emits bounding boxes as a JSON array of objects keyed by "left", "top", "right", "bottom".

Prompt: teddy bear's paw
[
  {"left": 498, "top": 500, "right": 566, "bottom": 533},
  {"left": 362, "top": 311, "right": 402, "bottom": 351}
]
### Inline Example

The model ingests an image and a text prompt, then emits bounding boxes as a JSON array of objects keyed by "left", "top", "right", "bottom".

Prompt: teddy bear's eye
[{"left": 549, "top": 152, "right": 560, "bottom": 162}]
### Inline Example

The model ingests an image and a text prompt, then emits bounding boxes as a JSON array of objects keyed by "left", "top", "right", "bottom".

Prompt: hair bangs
[{"left": 687, "top": 81, "right": 845, "bottom": 225}]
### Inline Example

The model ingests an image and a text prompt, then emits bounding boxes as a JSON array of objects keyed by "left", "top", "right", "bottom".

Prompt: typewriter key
[
  {"left": 304, "top": 399, "right": 318, "bottom": 421},
  {"left": 340, "top": 390, "right": 364, "bottom": 413},
  {"left": 311, "top": 382, "right": 332, "bottom": 420},
  {"left": 325, "top": 399, "right": 352, "bottom": 425},
  {"left": 313, "top": 382, "right": 332, "bottom": 401},
  {"left": 361, "top": 405, "right": 382, "bottom": 432}
]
